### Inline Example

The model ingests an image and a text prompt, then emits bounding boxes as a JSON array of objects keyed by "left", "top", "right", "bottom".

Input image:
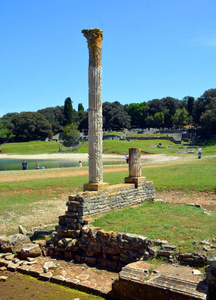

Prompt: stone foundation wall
[
  {"left": 47, "top": 178, "right": 213, "bottom": 271},
  {"left": 48, "top": 226, "right": 210, "bottom": 272},
  {"left": 55, "top": 177, "right": 155, "bottom": 235}
]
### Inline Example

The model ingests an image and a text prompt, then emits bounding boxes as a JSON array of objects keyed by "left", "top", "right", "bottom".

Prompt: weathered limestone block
[
  {"left": 180, "top": 253, "right": 208, "bottom": 265},
  {"left": 125, "top": 176, "right": 146, "bottom": 188},
  {"left": 112, "top": 261, "right": 208, "bottom": 300},
  {"left": 17, "top": 243, "right": 42, "bottom": 259},
  {"left": 0, "top": 234, "right": 31, "bottom": 253}
]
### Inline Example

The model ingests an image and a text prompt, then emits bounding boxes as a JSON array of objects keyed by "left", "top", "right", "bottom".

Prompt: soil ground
[
  {"left": 157, "top": 190, "right": 216, "bottom": 214},
  {"left": 0, "top": 268, "right": 107, "bottom": 300},
  {"left": 0, "top": 256, "right": 206, "bottom": 300}
]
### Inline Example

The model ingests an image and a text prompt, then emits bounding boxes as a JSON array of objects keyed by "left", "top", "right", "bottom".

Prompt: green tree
[
  {"left": 13, "top": 112, "right": 53, "bottom": 141},
  {"left": 162, "top": 97, "right": 178, "bottom": 127},
  {"left": 64, "top": 97, "right": 73, "bottom": 125},
  {"left": 1, "top": 112, "right": 19, "bottom": 132},
  {"left": 103, "top": 101, "right": 131, "bottom": 130},
  {"left": 201, "top": 88, "right": 216, "bottom": 105},
  {"left": 63, "top": 123, "right": 80, "bottom": 146},
  {"left": 0, "top": 120, "right": 13, "bottom": 142},
  {"left": 145, "top": 115, "right": 154, "bottom": 127},
  {"left": 78, "top": 103, "right": 84, "bottom": 111},
  {"left": 38, "top": 106, "right": 64, "bottom": 134},
  {"left": 179, "top": 107, "right": 189, "bottom": 126},
  {"left": 193, "top": 98, "right": 205, "bottom": 125},
  {"left": 200, "top": 98, "right": 216, "bottom": 136},
  {"left": 187, "top": 96, "right": 195, "bottom": 116},
  {"left": 125, "top": 102, "right": 148, "bottom": 128},
  {"left": 172, "top": 107, "right": 190, "bottom": 127},
  {"left": 77, "top": 110, "right": 88, "bottom": 131},
  {"left": 153, "top": 111, "right": 164, "bottom": 127},
  {"left": 194, "top": 89, "right": 216, "bottom": 125},
  {"left": 172, "top": 109, "right": 181, "bottom": 127},
  {"left": 147, "top": 97, "right": 182, "bottom": 128}
]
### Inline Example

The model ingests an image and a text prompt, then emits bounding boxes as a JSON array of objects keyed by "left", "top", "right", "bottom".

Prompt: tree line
[{"left": 0, "top": 88, "right": 215, "bottom": 144}]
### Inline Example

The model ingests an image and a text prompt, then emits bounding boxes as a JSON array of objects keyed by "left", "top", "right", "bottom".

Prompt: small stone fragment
[
  {"left": 5, "top": 254, "right": 15, "bottom": 261},
  {"left": 192, "top": 269, "right": 201, "bottom": 275},
  {"left": 18, "top": 225, "right": 27, "bottom": 235},
  {"left": 27, "top": 257, "right": 37, "bottom": 262},
  {"left": 43, "top": 261, "right": 57, "bottom": 273},
  {"left": 0, "top": 276, "right": 8, "bottom": 281}
]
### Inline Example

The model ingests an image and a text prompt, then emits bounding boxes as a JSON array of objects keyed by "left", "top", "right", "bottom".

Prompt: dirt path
[
  {"left": 0, "top": 162, "right": 184, "bottom": 183},
  {"left": 157, "top": 190, "right": 216, "bottom": 213}
]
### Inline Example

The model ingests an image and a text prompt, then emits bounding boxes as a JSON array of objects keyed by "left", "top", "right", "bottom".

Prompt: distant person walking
[
  {"left": 35, "top": 162, "right": 39, "bottom": 169},
  {"left": 125, "top": 154, "right": 129, "bottom": 164},
  {"left": 79, "top": 161, "right": 82, "bottom": 167},
  {"left": 198, "top": 147, "right": 202, "bottom": 159},
  {"left": 22, "top": 160, "right": 28, "bottom": 170}
]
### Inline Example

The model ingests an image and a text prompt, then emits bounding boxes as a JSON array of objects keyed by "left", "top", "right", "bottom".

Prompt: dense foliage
[
  {"left": 64, "top": 97, "right": 73, "bottom": 125},
  {"left": 38, "top": 106, "right": 65, "bottom": 134},
  {"left": 0, "top": 88, "right": 215, "bottom": 143},
  {"left": 103, "top": 101, "right": 131, "bottom": 130},
  {"left": 63, "top": 123, "right": 80, "bottom": 146},
  {"left": 13, "top": 112, "right": 53, "bottom": 141}
]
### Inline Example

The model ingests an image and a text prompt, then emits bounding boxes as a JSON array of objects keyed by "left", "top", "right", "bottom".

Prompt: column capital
[{"left": 82, "top": 28, "right": 103, "bottom": 67}]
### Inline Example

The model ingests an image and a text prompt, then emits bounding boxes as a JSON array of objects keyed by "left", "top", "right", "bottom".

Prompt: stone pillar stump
[{"left": 125, "top": 148, "right": 146, "bottom": 188}]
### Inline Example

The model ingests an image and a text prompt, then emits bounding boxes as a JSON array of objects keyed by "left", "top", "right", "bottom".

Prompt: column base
[
  {"left": 124, "top": 177, "right": 146, "bottom": 188},
  {"left": 83, "top": 182, "right": 109, "bottom": 191}
]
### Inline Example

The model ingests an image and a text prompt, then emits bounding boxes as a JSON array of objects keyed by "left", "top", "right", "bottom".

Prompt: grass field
[
  {"left": 0, "top": 139, "right": 202, "bottom": 155},
  {"left": 1, "top": 138, "right": 216, "bottom": 156},
  {"left": 93, "top": 201, "right": 216, "bottom": 253},
  {"left": 0, "top": 141, "right": 65, "bottom": 154}
]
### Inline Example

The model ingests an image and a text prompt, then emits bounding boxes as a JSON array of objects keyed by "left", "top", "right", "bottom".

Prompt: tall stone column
[{"left": 82, "top": 28, "right": 108, "bottom": 191}]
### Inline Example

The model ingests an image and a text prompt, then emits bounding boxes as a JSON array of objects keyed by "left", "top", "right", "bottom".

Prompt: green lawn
[
  {"left": 93, "top": 201, "right": 216, "bottom": 253},
  {"left": 1, "top": 138, "right": 216, "bottom": 156},
  {"left": 77, "top": 139, "right": 180, "bottom": 155},
  {"left": 0, "top": 141, "right": 65, "bottom": 154},
  {"left": 0, "top": 139, "right": 200, "bottom": 155},
  {"left": 141, "top": 159, "right": 216, "bottom": 191}
]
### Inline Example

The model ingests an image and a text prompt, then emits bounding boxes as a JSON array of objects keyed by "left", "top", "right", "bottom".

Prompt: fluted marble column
[{"left": 82, "top": 28, "right": 107, "bottom": 191}]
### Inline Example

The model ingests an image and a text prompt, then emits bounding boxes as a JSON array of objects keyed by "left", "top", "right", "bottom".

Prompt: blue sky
[{"left": 0, "top": 0, "right": 216, "bottom": 117}]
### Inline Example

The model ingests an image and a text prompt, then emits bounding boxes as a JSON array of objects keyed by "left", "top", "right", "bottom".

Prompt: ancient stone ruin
[
  {"left": 44, "top": 28, "right": 214, "bottom": 299},
  {"left": 46, "top": 28, "right": 156, "bottom": 267},
  {"left": 0, "top": 28, "right": 215, "bottom": 299}
]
